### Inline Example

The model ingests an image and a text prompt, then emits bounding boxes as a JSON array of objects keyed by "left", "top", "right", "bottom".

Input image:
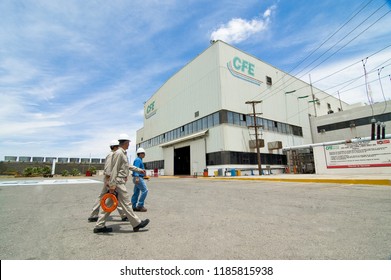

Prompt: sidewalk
[{"left": 170, "top": 173, "right": 391, "bottom": 186}]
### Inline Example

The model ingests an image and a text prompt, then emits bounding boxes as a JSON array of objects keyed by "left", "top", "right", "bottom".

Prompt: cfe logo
[
  {"left": 233, "top": 57, "right": 255, "bottom": 76},
  {"left": 325, "top": 145, "right": 339, "bottom": 150},
  {"left": 146, "top": 101, "right": 155, "bottom": 113},
  {"left": 227, "top": 56, "right": 262, "bottom": 86},
  {"left": 145, "top": 101, "right": 157, "bottom": 119}
]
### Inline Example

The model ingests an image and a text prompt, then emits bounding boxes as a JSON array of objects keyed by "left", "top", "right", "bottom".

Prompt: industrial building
[
  {"left": 285, "top": 100, "right": 391, "bottom": 175},
  {"left": 310, "top": 101, "right": 390, "bottom": 144},
  {"left": 136, "top": 40, "right": 350, "bottom": 176}
]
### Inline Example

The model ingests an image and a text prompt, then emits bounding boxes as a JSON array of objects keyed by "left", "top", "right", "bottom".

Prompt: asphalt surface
[{"left": 0, "top": 175, "right": 390, "bottom": 260}]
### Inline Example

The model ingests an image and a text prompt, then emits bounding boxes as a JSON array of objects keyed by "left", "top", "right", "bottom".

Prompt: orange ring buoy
[{"left": 100, "top": 193, "right": 118, "bottom": 213}]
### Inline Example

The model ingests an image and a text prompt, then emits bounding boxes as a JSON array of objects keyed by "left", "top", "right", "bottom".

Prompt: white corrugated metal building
[{"left": 136, "top": 40, "right": 347, "bottom": 176}]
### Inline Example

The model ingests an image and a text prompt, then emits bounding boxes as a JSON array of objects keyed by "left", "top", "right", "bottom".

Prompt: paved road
[{"left": 0, "top": 176, "right": 390, "bottom": 260}]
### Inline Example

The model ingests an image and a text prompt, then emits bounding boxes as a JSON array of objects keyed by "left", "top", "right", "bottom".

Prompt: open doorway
[{"left": 174, "top": 146, "right": 190, "bottom": 175}]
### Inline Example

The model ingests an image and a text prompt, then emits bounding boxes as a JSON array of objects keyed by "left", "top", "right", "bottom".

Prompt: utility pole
[
  {"left": 246, "top": 100, "right": 263, "bottom": 176},
  {"left": 309, "top": 74, "right": 317, "bottom": 117},
  {"left": 337, "top": 91, "right": 343, "bottom": 111}
]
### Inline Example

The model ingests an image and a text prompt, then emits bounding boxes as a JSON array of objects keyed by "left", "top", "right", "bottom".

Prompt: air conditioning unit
[
  {"left": 249, "top": 139, "right": 265, "bottom": 149},
  {"left": 267, "top": 141, "right": 283, "bottom": 150}
]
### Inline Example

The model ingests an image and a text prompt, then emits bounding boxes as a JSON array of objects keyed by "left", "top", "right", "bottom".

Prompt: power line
[
  {"left": 289, "top": 0, "right": 376, "bottom": 76},
  {"left": 377, "top": 67, "right": 388, "bottom": 113},
  {"left": 296, "top": 8, "right": 391, "bottom": 80},
  {"left": 337, "top": 74, "right": 390, "bottom": 95},
  {"left": 249, "top": 1, "right": 390, "bottom": 103},
  {"left": 254, "top": 32, "right": 391, "bottom": 108},
  {"left": 276, "top": 8, "right": 391, "bottom": 101},
  {"left": 285, "top": 73, "right": 391, "bottom": 121},
  {"left": 324, "top": 62, "right": 391, "bottom": 93}
]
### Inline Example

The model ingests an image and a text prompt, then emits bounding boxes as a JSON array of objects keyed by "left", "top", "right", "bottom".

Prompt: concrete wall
[{"left": 313, "top": 141, "right": 391, "bottom": 175}]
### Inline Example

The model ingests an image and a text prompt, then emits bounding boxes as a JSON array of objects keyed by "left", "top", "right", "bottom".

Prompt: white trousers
[{"left": 96, "top": 179, "right": 141, "bottom": 228}]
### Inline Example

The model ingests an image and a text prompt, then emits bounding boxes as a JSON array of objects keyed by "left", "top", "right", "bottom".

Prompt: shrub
[
  {"left": 62, "top": 170, "right": 69, "bottom": 176},
  {"left": 41, "top": 166, "right": 51, "bottom": 176},
  {"left": 88, "top": 166, "right": 97, "bottom": 174},
  {"left": 23, "top": 167, "right": 34, "bottom": 177},
  {"left": 32, "top": 167, "right": 42, "bottom": 175},
  {"left": 71, "top": 168, "right": 80, "bottom": 176}
]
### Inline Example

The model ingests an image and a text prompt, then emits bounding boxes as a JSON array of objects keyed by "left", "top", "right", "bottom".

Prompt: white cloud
[
  {"left": 263, "top": 6, "right": 274, "bottom": 18},
  {"left": 210, "top": 6, "right": 275, "bottom": 44}
]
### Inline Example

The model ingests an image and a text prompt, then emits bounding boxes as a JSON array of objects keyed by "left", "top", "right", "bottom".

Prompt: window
[
  {"left": 246, "top": 116, "right": 254, "bottom": 126},
  {"left": 266, "top": 76, "right": 272, "bottom": 85},
  {"left": 195, "top": 111, "right": 199, "bottom": 118},
  {"left": 227, "top": 111, "right": 233, "bottom": 124},
  {"left": 196, "top": 119, "right": 202, "bottom": 131},
  {"left": 256, "top": 117, "right": 263, "bottom": 128},
  {"left": 292, "top": 126, "right": 303, "bottom": 136},
  {"left": 233, "top": 112, "right": 240, "bottom": 125},
  {"left": 281, "top": 123, "right": 287, "bottom": 134},
  {"left": 240, "top": 114, "right": 247, "bottom": 126},
  {"left": 267, "top": 120, "right": 273, "bottom": 131},
  {"left": 277, "top": 122, "right": 282, "bottom": 133},
  {"left": 206, "top": 151, "right": 287, "bottom": 165},
  {"left": 184, "top": 124, "right": 189, "bottom": 135},
  {"left": 208, "top": 114, "right": 213, "bottom": 128},
  {"left": 213, "top": 112, "right": 220, "bottom": 125},
  {"left": 202, "top": 117, "right": 208, "bottom": 129}
]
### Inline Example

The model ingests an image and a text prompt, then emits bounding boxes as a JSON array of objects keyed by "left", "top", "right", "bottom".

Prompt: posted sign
[{"left": 324, "top": 140, "right": 391, "bottom": 169}]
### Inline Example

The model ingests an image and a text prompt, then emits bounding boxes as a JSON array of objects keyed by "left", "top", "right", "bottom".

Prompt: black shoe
[
  {"left": 88, "top": 217, "right": 98, "bottom": 222},
  {"left": 93, "top": 226, "right": 113, "bottom": 233},
  {"left": 133, "top": 208, "right": 139, "bottom": 211},
  {"left": 133, "top": 219, "right": 150, "bottom": 232},
  {"left": 122, "top": 216, "right": 129, "bottom": 221}
]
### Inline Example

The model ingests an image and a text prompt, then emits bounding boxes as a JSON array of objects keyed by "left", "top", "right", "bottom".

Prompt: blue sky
[{"left": 1, "top": 0, "right": 391, "bottom": 161}]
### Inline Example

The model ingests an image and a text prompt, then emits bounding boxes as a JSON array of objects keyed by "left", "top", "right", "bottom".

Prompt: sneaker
[
  {"left": 133, "top": 219, "right": 150, "bottom": 232},
  {"left": 93, "top": 226, "right": 113, "bottom": 233},
  {"left": 135, "top": 206, "right": 147, "bottom": 212},
  {"left": 121, "top": 216, "right": 129, "bottom": 221},
  {"left": 88, "top": 217, "right": 98, "bottom": 222}
]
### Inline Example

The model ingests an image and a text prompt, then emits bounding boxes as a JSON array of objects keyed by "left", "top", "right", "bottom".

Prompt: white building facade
[
  {"left": 310, "top": 101, "right": 391, "bottom": 143},
  {"left": 136, "top": 41, "right": 347, "bottom": 176}
]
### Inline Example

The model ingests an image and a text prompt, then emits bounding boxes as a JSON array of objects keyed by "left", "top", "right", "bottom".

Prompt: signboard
[{"left": 324, "top": 140, "right": 391, "bottom": 169}]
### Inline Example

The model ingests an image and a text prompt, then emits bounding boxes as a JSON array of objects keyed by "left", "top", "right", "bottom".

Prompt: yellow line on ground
[{"left": 197, "top": 176, "right": 391, "bottom": 186}]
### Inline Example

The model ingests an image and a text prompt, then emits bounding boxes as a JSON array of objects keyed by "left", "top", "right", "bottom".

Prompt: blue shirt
[{"left": 132, "top": 157, "right": 145, "bottom": 177}]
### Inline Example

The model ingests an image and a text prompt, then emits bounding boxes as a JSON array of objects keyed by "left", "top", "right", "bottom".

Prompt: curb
[{"left": 198, "top": 176, "right": 391, "bottom": 186}]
